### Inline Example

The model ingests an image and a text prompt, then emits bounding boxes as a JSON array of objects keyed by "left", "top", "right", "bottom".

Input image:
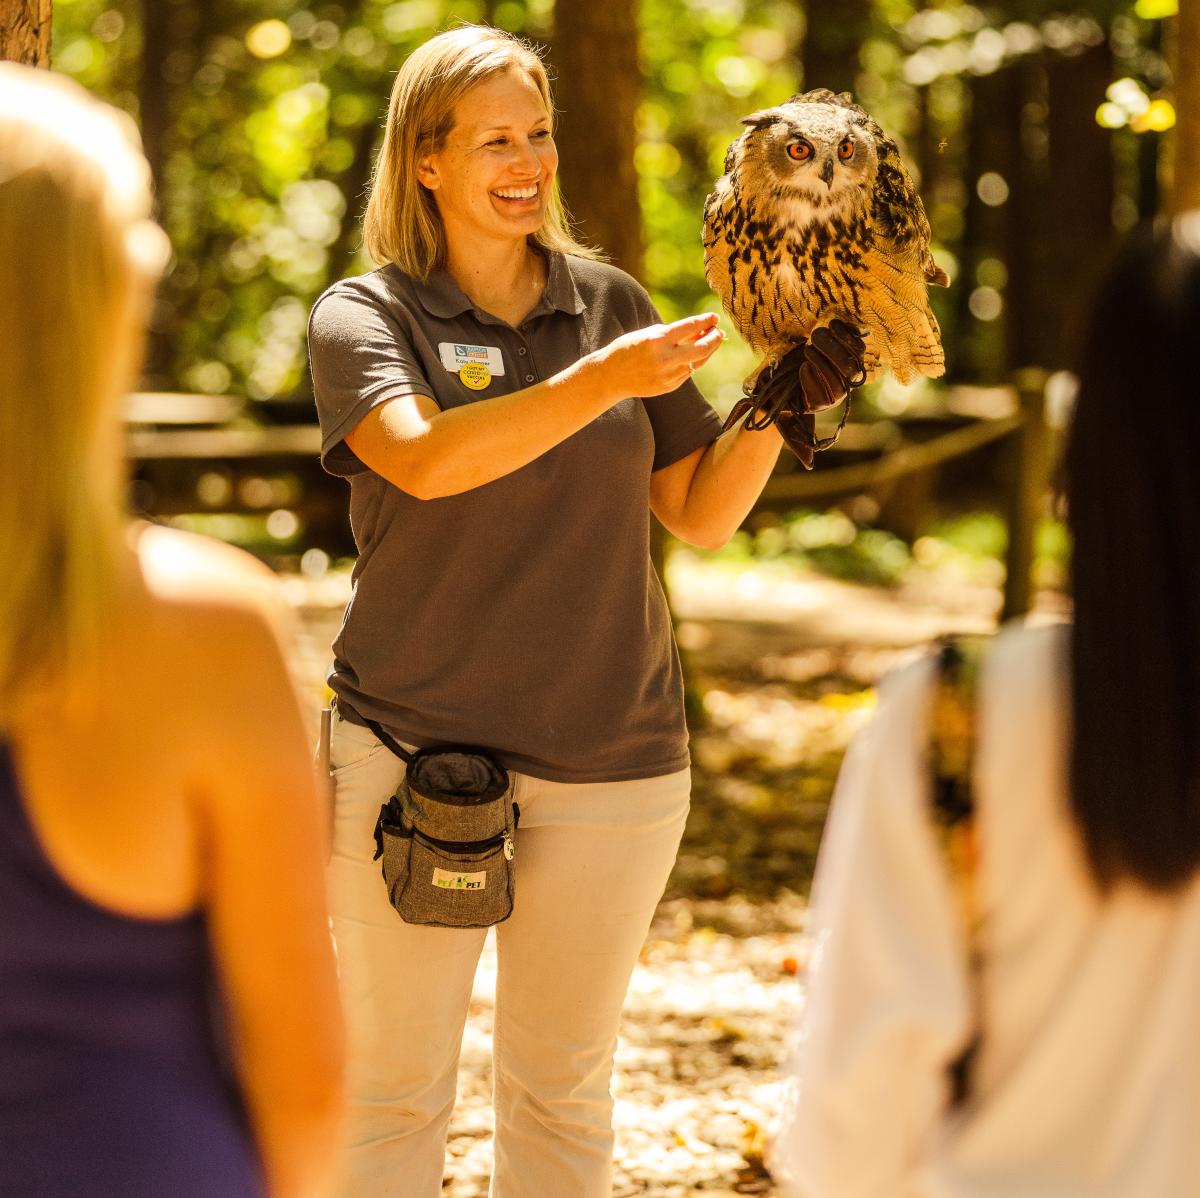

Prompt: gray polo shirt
[{"left": 308, "top": 250, "right": 723, "bottom": 782}]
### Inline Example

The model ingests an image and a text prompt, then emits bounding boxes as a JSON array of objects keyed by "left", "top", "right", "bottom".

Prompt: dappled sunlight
[{"left": 437, "top": 908, "right": 804, "bottom": 1196}]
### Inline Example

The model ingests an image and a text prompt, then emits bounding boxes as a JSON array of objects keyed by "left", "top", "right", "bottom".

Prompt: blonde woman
[
  {"left": 308, "top": 24, "right": 864, "bottom": 1198},
  {"left": 0, "top": 66, "right": 342, "bottom": 1197}
]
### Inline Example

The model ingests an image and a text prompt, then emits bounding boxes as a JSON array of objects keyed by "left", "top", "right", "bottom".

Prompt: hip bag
[{"left": 365, "top": 718, "right": 519, "bottom": 929}]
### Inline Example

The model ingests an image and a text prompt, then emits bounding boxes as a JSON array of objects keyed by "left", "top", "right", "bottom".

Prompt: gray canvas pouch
[{"left": 367, "top": 723, "right": 518, "bottom": 929}]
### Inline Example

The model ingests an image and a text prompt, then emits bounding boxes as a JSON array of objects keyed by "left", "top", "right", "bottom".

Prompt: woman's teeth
[{"left": 493, "top": 186, "right": 538, "bottom": 200}]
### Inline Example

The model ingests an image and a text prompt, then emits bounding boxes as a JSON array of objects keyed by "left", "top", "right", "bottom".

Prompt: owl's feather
[{"left": 704, "top": 88, "right": 948, "bottom": 386}]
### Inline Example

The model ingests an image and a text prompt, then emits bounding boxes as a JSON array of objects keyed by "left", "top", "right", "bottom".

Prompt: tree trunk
[
  {"left": 952, "top": 70, "right": 1006, "bottom": 382},
  {"left": 1044, "top": 38, "right": 1115, "bottom": 363},
  {"left": 1172, "top": 1, "right": 1200, "bottom": 212},
  {"left": 801, "top": 0, "right": 871, "bottom": 95},
  {"left": 138, "top": 0, "right": 172, "bottom": 204},
  {"left": 0, "top": 0, "right": 51, "bottom": 66},
  {"left": 1001, "top": 62, "right": 1051, "bottom": 372},
  {"left": 550, "top": 0, "right": 643, "bottom": 278}
]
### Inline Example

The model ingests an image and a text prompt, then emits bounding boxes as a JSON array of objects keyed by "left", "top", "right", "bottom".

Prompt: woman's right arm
[
  {"left": 770, "top": 660, "right": 972, "bottom": 1198},
  {"left": 344, "top": 313, "right": 722, "bottom": 499}
]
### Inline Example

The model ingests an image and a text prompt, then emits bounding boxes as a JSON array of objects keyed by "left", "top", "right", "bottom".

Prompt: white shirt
[{"left": 772, "top": 622, "right": 1200, "bottom": 1198}]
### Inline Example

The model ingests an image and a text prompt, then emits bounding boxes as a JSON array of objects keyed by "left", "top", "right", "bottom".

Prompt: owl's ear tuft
[{"left": 740, "top": 110, "right": 780, "bottom": 131}]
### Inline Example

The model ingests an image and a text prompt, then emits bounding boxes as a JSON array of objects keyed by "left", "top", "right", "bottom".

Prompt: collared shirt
[
  {"left": 308, "top": 251, "right": 723, "bottom": 782},
  {"left": 773, "top": 623, "right": 1200, "bottom": 1198}
]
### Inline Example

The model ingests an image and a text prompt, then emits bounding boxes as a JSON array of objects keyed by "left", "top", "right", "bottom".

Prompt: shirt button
[
  {"left": 524, "top": 373, "right": 535, "bottom": 383},
  {"left": 518, "top": 346, "right": 528, "bottom": 356}
]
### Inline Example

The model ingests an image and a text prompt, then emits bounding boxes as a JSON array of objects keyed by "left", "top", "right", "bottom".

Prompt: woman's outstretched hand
[{"left": 593, "top": 313, "right": 725, "bottom": 399}]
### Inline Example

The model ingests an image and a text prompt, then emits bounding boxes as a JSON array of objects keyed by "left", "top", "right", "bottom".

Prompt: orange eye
[
  {"left": 838, "top": 138, "right": 855, "bottom": 161},
  {"left": 787, "top": 141, "right": 813, "bottom": 162}
]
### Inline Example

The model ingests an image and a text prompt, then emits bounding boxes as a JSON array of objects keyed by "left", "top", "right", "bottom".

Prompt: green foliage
[
  {"left": 693, "top": 507, "right": 1070, "bottom": 592},
  {"left": 699, "top": 508, "right": 914, "bottom": 587},
  {"left": 51, "top": 0, "right": 1158, "bottom": 411}
]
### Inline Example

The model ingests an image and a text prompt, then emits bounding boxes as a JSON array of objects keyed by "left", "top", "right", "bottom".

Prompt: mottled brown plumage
[{"left": 703, "top": 88, "right": 949, "bottom": 386}]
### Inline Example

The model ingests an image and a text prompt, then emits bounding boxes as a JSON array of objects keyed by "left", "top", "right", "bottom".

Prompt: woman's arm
[
  {"left": 345, "top": 314, "right": 722, "bottom": 499},
  {"left": 648, "top": 421, "right": 782, "bottom": 550},
  {"left": 184, "top": 550, "right": 344, "bottom": 1198},
  {"left": 649, "top": 324, "right": 867, "bottom": 550},
  {"left": 770, "top": 660, "right": 973, "bottom": 1198}
]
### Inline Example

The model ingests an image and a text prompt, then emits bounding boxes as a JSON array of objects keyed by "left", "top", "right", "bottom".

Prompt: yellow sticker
[{"left": 458, "top": 362, "right": 491, "bottom": 390}]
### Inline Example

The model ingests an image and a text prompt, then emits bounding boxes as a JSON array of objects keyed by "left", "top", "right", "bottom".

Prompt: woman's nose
[{"left": 511, "top": 139, "right": 542, "bottom": 177}]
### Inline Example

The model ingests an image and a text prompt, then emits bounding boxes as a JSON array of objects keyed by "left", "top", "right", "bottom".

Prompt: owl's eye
[
  {"left": 838, "top": 138, "right": 855, "bottom": 161},
  {"left": 786, "top": 141, "right": 813, "bottom": 162}
]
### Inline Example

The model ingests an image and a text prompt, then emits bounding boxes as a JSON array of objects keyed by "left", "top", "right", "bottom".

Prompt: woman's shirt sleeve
[
  {"left": 770, "top": 657, "right": 974, "bottom": 1198},
  {"left": 308, "top": 284, "right": 436, "bottom": 477}
]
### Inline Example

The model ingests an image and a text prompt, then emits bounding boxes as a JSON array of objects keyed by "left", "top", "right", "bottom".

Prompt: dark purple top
[{"left": 0, "top": 741, "right": 264, "bottom": 1197}]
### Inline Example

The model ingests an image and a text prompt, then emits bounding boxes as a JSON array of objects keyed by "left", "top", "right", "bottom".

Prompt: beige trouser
[{"left": 324, "top": 707, "right": 691, "bottom": 1198}]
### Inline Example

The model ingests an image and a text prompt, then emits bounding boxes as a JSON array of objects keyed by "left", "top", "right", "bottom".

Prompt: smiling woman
[{"left": 306, "top": 24, "right": 865, "bottom": 1198}]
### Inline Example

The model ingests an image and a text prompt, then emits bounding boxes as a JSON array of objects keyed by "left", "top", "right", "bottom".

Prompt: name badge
[{"left": 438, "top": 342, "right": 506, "bottom": 377}]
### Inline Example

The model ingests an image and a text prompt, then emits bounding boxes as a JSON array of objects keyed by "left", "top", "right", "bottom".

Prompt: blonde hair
[
  {"left": 363, "top": 24, "right": 600, "bottom": 278},
  {"left": 0, "top": 65, "right": 167, "bottom": 726}
]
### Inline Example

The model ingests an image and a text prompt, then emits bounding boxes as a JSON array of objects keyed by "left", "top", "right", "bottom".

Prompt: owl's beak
[{"left": 820, "top": 158, "right": 834, "bottom": 188}]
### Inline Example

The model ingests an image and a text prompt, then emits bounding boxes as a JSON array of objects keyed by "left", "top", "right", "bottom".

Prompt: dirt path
[{"left": 285, "top": 554, "right": 1031, "bottom": 1194}]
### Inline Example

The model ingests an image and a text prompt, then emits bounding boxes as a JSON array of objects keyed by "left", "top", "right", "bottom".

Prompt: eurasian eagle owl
[{"left": 703, "top": 89, "right": 949, "bottom": 386}]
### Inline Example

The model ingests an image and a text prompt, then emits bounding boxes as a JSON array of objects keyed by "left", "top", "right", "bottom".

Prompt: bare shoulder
[
  {"left": 134, "top": 522, "right": 282, "bottom": 617},
  {"left": 126, "top": 524, "right": 304, "bottom": 739},
  {"left": 130, "top": 522, "right": 296, "bottom": 668}
]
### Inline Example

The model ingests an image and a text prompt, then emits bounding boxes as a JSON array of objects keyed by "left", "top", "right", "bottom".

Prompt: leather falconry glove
[{"left": 722, "top": 320, "right": 868, "bottom": 470}]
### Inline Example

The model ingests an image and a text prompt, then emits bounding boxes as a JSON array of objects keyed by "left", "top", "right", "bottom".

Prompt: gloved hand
[
  {"left": 795, "top": 321, "right": 868, "bottom": 412},
  {"left": 722, "top": 320, "right": 868, "bottom": 469}
]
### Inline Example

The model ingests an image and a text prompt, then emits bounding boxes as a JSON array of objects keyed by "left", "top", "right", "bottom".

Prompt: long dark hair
[{"left": 1064, "top": 218, "right": 1200, "bottom": 893}]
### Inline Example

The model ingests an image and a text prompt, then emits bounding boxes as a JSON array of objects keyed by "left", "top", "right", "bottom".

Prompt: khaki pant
[{"left": 325, "top": 708, "right": 691, "bottom": 1198}]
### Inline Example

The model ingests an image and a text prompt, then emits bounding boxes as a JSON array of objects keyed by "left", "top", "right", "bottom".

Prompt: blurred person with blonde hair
[{"left": 0, "top": 64, "right": 343, "bottom": 1197}]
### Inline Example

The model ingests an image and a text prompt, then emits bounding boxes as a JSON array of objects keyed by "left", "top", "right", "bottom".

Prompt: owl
[{"left": 703, "top": 89, "right": 949, "bottom": 386}]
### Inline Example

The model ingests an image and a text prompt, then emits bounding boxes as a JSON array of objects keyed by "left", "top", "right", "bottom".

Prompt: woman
[
  {"left": 307, "top": 24, "right": 862, "bottom": 1198},
  {"left": 772, "top": 218, "right": 1200, "bottom": 1196},
  {"left": 0, "top": 66, "right": 343, "bottom": 1197}
]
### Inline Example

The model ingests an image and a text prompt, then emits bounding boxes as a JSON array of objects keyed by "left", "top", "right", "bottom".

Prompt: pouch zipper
[{"left": 413, "top": 825, "right": 508, "bottom": 856}]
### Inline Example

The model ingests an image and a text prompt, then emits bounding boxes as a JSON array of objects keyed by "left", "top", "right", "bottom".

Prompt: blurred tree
[
  {"left": 1, "top": 0, "right": 51, "bottom": 65},
  {"left": 551, "top": 0, "right": 643, "bottom": 277},
  {"left": 801, "top": 0, "right": 872, "bottom": 93},
  {"left": 1174, "top": 0, "right": 1200, "bottom": 210},
  {"left": 137, "top": 0, "right": 171, "bottom": 199},
  {"left": 1043, "top": 37, "right": 1116, "bottom": 361}
]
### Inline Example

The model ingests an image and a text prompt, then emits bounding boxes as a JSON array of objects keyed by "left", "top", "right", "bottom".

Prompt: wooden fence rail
[{"left": 126, "top": 370, "right": 1054, "bottom": 617}]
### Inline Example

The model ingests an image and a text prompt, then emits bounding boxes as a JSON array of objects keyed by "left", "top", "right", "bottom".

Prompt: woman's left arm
[
  {"left": 649, "top": 422, "right": 783, "bottom": 551},
  {"left": 650, "top": 324, "right": 866, "bottom": 549}
]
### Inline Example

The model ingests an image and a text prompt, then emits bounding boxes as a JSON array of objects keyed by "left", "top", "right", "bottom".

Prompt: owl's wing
[
  {"left": 788, "top": 89, "right": 949, "bottom": 288},
  {"left": 870, "top": 144, "right": 949, "bottom": 287}
]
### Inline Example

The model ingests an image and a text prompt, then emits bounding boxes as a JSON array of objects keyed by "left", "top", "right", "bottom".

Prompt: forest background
[
  {"left": 3, "top": 2, "right": 1196, "bottom": 1191},
  {"left": 28, "top": 0, "right": 1191, "bottom": 411},
  {"left": 8, "top": 0, "right": 1194, "bottom": 907}
]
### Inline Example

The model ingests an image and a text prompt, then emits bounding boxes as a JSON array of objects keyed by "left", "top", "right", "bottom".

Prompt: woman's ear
[{"left": 417, "top": 155, "right": 439, "bottom": 190}]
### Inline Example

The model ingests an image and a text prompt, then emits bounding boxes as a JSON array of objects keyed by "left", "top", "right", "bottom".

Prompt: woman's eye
[
  {"left": 487, "top": 138, "right": 507, "bottom": 148},
  {"left": 838, "top": 138, "right": 854, "bottom": 160},
  {"left": 787, "top": 141, "right": 813, "bottom": 162},
  {"left": 532, "top": 129, "right": 551, "bottom": 140}
]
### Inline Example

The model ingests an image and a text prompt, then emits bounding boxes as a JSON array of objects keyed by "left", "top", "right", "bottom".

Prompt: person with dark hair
[{"left": 771, "top": 217, "right": 1200, "bottom": 1198}]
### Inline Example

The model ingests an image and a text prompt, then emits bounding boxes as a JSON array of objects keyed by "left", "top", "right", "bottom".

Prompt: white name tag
[
  {"left": 438, "top": 342, "right": 505, "bottom": 376},
  {"left": 432, "top": 867, "right": 487, "bottom": 891}
]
